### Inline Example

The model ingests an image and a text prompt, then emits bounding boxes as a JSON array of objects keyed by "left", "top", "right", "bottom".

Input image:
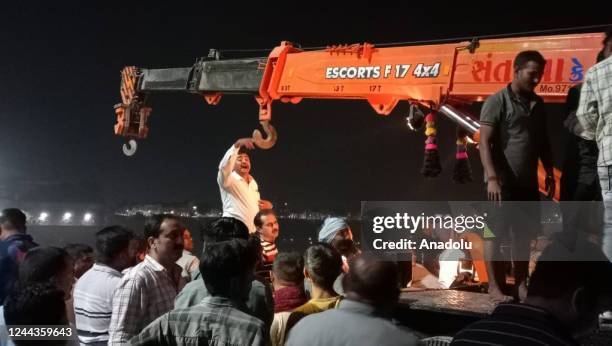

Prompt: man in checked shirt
[
  {"left": 108, "top": 214, "right": 186, "bottom": 345},
  {"left": 576, "top": 28, "right": 612, "bottom": 259}
]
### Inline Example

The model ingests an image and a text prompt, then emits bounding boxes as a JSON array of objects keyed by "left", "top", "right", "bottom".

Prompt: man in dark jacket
[{"left": 0, "top": 208, "right": 38, "bottom": 303}]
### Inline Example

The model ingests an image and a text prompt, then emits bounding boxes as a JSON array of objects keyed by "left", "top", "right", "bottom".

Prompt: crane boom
[{"left": 113, "top": 31, "right": 605, "bottom": 200}]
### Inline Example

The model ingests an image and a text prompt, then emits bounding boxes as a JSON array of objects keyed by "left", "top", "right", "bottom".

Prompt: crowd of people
[
  {"left": 1, "top": 206, "right": 612, "bottom": 346},
  {"left": 0, "top": 28, "right": 611, "bottom": 346}
]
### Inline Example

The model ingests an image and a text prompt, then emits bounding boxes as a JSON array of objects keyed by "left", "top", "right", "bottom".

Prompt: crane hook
[
  {"left": 406, "top": 103, "right": 425, "bottom": 131},
  {"left": 122, "top": 139, "right": 138, "bottom": 156},
  {"left": 252, "top": 121, "right": 277, "bottom": 149}
]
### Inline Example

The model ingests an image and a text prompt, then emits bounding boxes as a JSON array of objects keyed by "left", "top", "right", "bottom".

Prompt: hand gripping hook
[{"left": 252, "top": 121, "right": 278, "bottom": 149}]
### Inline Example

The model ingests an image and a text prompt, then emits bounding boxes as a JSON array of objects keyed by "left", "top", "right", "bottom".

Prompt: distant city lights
[{"left": 27, "top": 210, "right": 100, "bottom": 225}]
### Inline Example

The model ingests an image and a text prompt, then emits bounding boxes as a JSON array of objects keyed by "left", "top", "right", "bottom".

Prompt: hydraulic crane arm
[
  {"left": 136, "top": 58, "right": 264, "bottom": 94},
  {"left": 114, "top": 57, "right": 266, "bottom": 154},
  {"left": 115, "top": 32, "right": 602, "bottom": 141},
  {"left": 114, "top": 32, "right": 605, "bottom": 199},
  {"left": 258, "top": 33, "right": 602, "bottom": 113}
]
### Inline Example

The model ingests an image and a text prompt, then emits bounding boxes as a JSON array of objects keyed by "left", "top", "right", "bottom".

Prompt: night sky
[{"left": 0, "top": 2, "right": 609, "bottom": 213}]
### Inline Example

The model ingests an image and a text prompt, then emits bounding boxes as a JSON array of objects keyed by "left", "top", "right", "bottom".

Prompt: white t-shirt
[{"left": 73, "top": 263, "right": 123, "bottom": 344}]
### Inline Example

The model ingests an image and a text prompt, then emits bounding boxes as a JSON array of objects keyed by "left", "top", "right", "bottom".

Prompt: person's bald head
[{"left": 342, "top": 256, "right": 400, "bottom": 312}]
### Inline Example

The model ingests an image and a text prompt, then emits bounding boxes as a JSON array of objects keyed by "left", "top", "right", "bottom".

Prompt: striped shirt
[
  {"left": 260, "top": 239, "right": 278, "bottom": 264},
  {"left": 256, "top": 233, "right": 277, "bottom": 283},
  {"left": 451, "top": 303, "right": 578, "bottom": 346},
  {"left": 130, "top": 296, "right": 266, "bottom": 346},
  {"left": 73, "top": 264, "right": 123, "bottom": 345},
  {"left": 577, "top": 56, "right": 612, "bottom": 166},
  {"left": 108, "top": 255, "right": 185, "bottom": 345}
]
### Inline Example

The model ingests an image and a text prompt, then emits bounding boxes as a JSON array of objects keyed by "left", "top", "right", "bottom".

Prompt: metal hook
[
  {"left": 252, "top": 121, "right": 278, "bottom": 149},
  {"left": 406, "top": 104, "right": 425, "bottom": 131},
  {"left": 122, "top": 139, "right": 138, "bottom": 156}
]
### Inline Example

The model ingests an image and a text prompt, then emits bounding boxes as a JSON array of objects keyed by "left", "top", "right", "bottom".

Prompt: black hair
[
  {"left": 199, "top": 237, "right": 260, "bottom": 296},
  {"left": 64, "top": 243, "right": 94, "bottom": 260},
  {"left": 528, "top": 239, "right": 612, "bottom": 300},
  {"left": 200, "top": 217, "right": 249, "bottom": 244},
  {"left": 528, "top": 260, "right": 612, "bottom": 299},
  {"left": 595, "top": 28, "right": 612, "bottom": 63},
  {"left": 95, "top": 226, "right": 134, "bottom": 264},
  {"left": 272, "top": 251, "right": 304, "bottom": 284},
  {"left": 18, "top": 247, "right": 71, "bottom": 286},
  {"left": 254, "top": 209, "right": 276, "bottom": 229},
  {"left": 513, "top": 50, "right": 546, "bottom": 70},
  {"left": 238, "top": 147, "right": 249, "bottom": 155},
  {"left": 3, "top": 282, "right": 67, "bottom": 346},
  {"left": 342, "top": 255, "right": 400, "bottom": 307},
  {"left": 144, "top": 214, "right": 179, "bottom": 239},
  {"left": 0, "top": 208, "right": 27, "bottom": 231},
  {"left": 304, "top": 244, "right": 342, "bottom": 290},
  {"left": 603, "top": 27, "right": 612, "bottom": 46},
  {"left": 330, "top": 238, "right": 359, "bottom": 259}
]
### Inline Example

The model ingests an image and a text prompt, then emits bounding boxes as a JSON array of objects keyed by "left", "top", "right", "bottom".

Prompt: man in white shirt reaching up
[{"left": 218, "top": 137, "right": 273, "bottom": 234}]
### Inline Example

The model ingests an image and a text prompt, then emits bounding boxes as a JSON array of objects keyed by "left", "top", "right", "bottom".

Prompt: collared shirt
[
  {"left": 218, "top": 144, "right": 261, "bottom": 233},
  {"left": 451, "top": 303, "right": 578, "bottom": 346},
  {"left": 73, "top": 263, "right": 123, "bottom": 345},
  {"left": 480, "top": 84, "right": 549, "bottom": 188},
  {"left": 176, "top": 250, "right": 199, "bottom": 280},
  {"left": 286, "top": 299, "right": 419, "bottom": 346},
  {"left": 174, "top": 269, "right": 274, "bottom": 331},
  {"left": 130, "top": 296, "right": 266, "bottom": 346},
  {"left": 577, "top": 57, "right": 612, "bottom": 166},
  {"left": 108, "top": 255, "right": 184, "bottom": 345}
]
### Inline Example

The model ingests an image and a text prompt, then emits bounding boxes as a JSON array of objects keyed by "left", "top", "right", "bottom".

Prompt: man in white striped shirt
[{"left": 72, "top": 226, "right": 135, "bottom": 346}]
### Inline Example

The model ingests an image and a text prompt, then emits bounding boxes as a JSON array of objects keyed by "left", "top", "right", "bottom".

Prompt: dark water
[{"left": 27, "top": 216, "right": 361, "bottom": 256}]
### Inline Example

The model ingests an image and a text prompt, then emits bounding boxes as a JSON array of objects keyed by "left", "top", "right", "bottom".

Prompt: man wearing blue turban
[{"left": 318, "top": 217, "right": 353, "bottom": 245}]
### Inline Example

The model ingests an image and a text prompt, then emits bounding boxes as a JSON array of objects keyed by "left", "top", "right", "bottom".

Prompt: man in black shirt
[{"left": 479, "top": 51, "right": 554, "bottom": 301}]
